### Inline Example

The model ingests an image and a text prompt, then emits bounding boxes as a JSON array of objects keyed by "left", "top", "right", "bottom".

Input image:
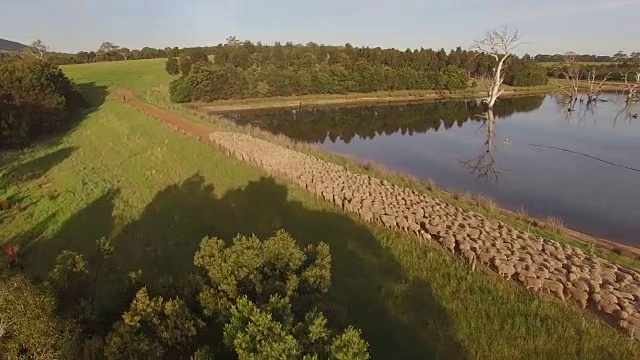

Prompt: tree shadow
[
  {"left": 23, "top": 173, "right": 468, "bottom": 357},
  {"left": 0, "top": 82, "right": 107, "bottom": 188},
  {"left": 0, "top": 146, "right": 77, "bottom": 187},
  {"left": 23, "top": 189, "right": 119, "bottom": 281},
  {"left": 61, "top": 82, "right": 108, "bottom": 133},
  {"left": 107, "top": 174, "right": 468, "bottom": 359}
]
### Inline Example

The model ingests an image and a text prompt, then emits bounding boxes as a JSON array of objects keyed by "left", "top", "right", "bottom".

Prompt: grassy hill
[
  {"left": 0, "top": 38, "right": 27, "bottom": 52},
  {"left": 1, "top": 59, "right": 639, "bottom": 358}
]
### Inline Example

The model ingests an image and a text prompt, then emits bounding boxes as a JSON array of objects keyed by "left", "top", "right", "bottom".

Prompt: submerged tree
[
  {"left": 620, "top": 67, "right": 640, "bottom": 104},
  {"left": 472, "top": 26, "right": 522, "bottom": 109},
  {"left": 585, "top": 68, "right": 612, "bottom": 103},
  {"left": 555, "top": 52, "right": 581, "bottom": 107}
]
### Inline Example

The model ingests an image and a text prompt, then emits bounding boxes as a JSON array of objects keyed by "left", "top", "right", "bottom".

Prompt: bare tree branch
[{"left": 471, "top": 26, "right": 521, "bottom": 109}]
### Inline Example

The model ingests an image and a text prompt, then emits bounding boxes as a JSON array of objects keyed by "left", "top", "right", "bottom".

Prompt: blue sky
[{"left": 1, "top": 0, "right": 639, "bottom": 55}]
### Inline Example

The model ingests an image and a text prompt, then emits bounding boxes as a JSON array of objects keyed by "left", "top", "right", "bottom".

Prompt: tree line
[
  {"left": 165, "top": 39, "right": 549, "bottom": 102},
  {"left": 548, "top": 62, "right": 640, "bottom": 81},
  {"left": 532, "top": 51, "right": 640, "bottom": 63},
  {"left": 1, "top": 230, "right": 370, "bottom": 359}
]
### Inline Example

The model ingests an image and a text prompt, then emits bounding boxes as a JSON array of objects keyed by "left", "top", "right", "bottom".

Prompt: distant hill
[{"left": 0, "top": 38, "right": 28, "bottom": 52}]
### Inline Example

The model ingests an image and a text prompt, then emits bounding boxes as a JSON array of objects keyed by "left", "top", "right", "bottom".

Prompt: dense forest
[
  {"left": 219, "top": 96, "right": 545, "bottom": 144},
  {"left": 164, "top": 40, "right": 550, "bottom": 102}
]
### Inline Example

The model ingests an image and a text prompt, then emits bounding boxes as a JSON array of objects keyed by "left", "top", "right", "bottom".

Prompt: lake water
[{"left": 216, "top": 95, "right": 640, "bottom": 246}]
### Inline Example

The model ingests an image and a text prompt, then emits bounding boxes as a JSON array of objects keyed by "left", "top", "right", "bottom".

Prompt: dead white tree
[
  {"left": 554, "top": 52, "right": 582, "bottom": 108},
  {"left": 620, "top": 68, "right": 640, "bottom": 103},
  {"left": 585, "top": 68, "right": 612, "bottom": 103},
  {"left": 472, "top": 26, "right": 522, "bottom": 109},
  {"left": 20, "top": 39, "right": 49, "bottom": 59}
]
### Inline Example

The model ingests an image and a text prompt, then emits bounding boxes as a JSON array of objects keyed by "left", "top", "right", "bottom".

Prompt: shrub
[
  {"left": 0, "top": 272, "right": 79, "bottom": 358},
  {"left": 223, "top": 295, "right": 369, "bottom": 360},
  {"left": 193, "top": 230, "right": 331, "bottom": 320},
  {"left": 0, "top": 57, "right": 82, "bottom": 147},
  {"left": 504, "top": 60, "right": 549, "bottom": 87},
  {"left": 165, "top": 57, "right": 180, "bottom": 76},
  {"left": 442, "top": 65, "right": 470, "bottom": 90},
  {"left": 169, "top": 78, "right": 192, "bottom": 103},
  {"left": 104, "top": 287, "right": 204, "bottom": 359}
]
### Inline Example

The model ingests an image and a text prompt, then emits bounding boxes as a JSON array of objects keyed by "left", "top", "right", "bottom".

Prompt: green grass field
[
  {"left": 1, "top": 59, "right": 639, "bottom": 358},
  {"left": 61, "top": 58, "right": 172, "bottom": 96}
]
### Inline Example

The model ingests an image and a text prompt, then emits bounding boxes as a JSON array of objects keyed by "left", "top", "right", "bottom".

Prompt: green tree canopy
[
  {"left": 504, "top": 60, "right": 549, "bottom": 86},
  {"left": 0, "top": 272, "right": 78, "bottom": 358},
  {"left": 0, "top": 57, "right": 82, "bottom": 148},
  {"left": 223, "top": 295, "right": 369, "bottom": 360},
  {"left": 104, "top": 287, "right": 204, "bottom": 360},
  {"left": 194, "top": 230, "right": 331, "bottom": 320},
  {"left": 165, "top": 57, "right": 180, "bottom": 76}
]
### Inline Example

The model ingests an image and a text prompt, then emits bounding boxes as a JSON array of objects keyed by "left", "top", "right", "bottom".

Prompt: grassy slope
[{"left": 1, "top": 59, "right": 638, "bottom": 358}]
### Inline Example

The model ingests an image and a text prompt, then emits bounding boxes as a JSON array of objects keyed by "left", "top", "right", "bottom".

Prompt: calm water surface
[{"left": 218, "top": 95, "right": 640, "bottom": 246}]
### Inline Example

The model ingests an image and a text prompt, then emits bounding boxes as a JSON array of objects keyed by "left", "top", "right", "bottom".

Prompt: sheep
[
  {"left": 494, "top": 259, "right": 516, "bottom": 280},
  {"left": 565, "top": 284, "right": 589, "bottom": 309},
  {"left": 517, "top": 273, "right": 543, "bottom": 292},
  {"left": 441, "top": 235, "right": 456, "bottom": 254},
  {"left": 543, "top": 279, "right": 565, "bottom": 302},
  {"left": 461, "top": 249, "right": 477, "bottom": 271},
  {"left": 477, "top": 251, "right": 493, "bottom": 265},
  {"left": 597, "top": 300, "right": 621, "bottom": 315}
]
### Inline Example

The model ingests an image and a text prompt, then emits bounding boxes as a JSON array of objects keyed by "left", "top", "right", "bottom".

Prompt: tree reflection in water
[
  {"left": 219, "top": 96, "right": 546, "bottom": 183},
  {"left": 459, "top": 110, "right": 501, "bottom": 182},
  {"left": 218, "top": 96, "right": 545, "bottom": 144}
]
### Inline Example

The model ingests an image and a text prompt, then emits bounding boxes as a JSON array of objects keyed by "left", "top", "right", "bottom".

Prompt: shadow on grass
[
  {"left": 27, "top": 174, "right": 468, "bottom": 358},
  {"left": 0, "top": 82, "right": 108, "bottom": 188},
  {"left": 0, "top": 146, "right": 77, "bottom": 187},
  {"left": 24, "top": 189, "right": 119, "bottom": 280}
]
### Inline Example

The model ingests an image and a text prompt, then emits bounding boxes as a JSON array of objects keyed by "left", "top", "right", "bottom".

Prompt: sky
[{"left": 1, "top": 0, "right": 639, "bottom": 55}]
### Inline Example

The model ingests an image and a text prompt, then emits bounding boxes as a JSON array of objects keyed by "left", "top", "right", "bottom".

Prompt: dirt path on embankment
[{"left": 116, "top": 88, "right": 640, "bottom": 341}]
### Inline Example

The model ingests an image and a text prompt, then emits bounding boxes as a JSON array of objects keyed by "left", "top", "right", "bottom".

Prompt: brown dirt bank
[
  {"left": 197, "top": 89, "right": 554, "bottom": 113},
  {"left": 196, "top": 81, "right": 625, "bottom": 113}
]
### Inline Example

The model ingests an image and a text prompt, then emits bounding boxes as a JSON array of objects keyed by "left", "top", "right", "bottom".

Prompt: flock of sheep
[{"left": 209, "top": 130, "right": 640, "bottom": 342}]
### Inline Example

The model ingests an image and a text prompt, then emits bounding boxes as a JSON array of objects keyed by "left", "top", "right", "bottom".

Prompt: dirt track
[{"left": 119, "top": 89, "right": 212, "bottom": 138}]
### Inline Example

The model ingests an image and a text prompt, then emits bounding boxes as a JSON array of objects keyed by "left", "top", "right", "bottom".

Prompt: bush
[
  {"left": 0, "top": 57, "right": 82, "bottom": 148},
  {"left": 193, "top": 230, "right": 331, "bottom": 320},
  {"left": 0, "top": 272, "right": 79, "bottom": 358},
  {"left": 104, "top": 287, "right": 204, "bottom": 359},
  {"left": 165, "top": 57, "right": 180, "bottom": 76},
  {"left": 223, "top": 295, "right": 370, "bottom": 359},
  {"left": 442, "top": 65, "right": 470, "bottom": 90},
  {"left": 169, "top": 78, "right": 192, "bottom": 103},
  {"left": 504, "top": 60, "right": 549, "bottom": 87}
]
